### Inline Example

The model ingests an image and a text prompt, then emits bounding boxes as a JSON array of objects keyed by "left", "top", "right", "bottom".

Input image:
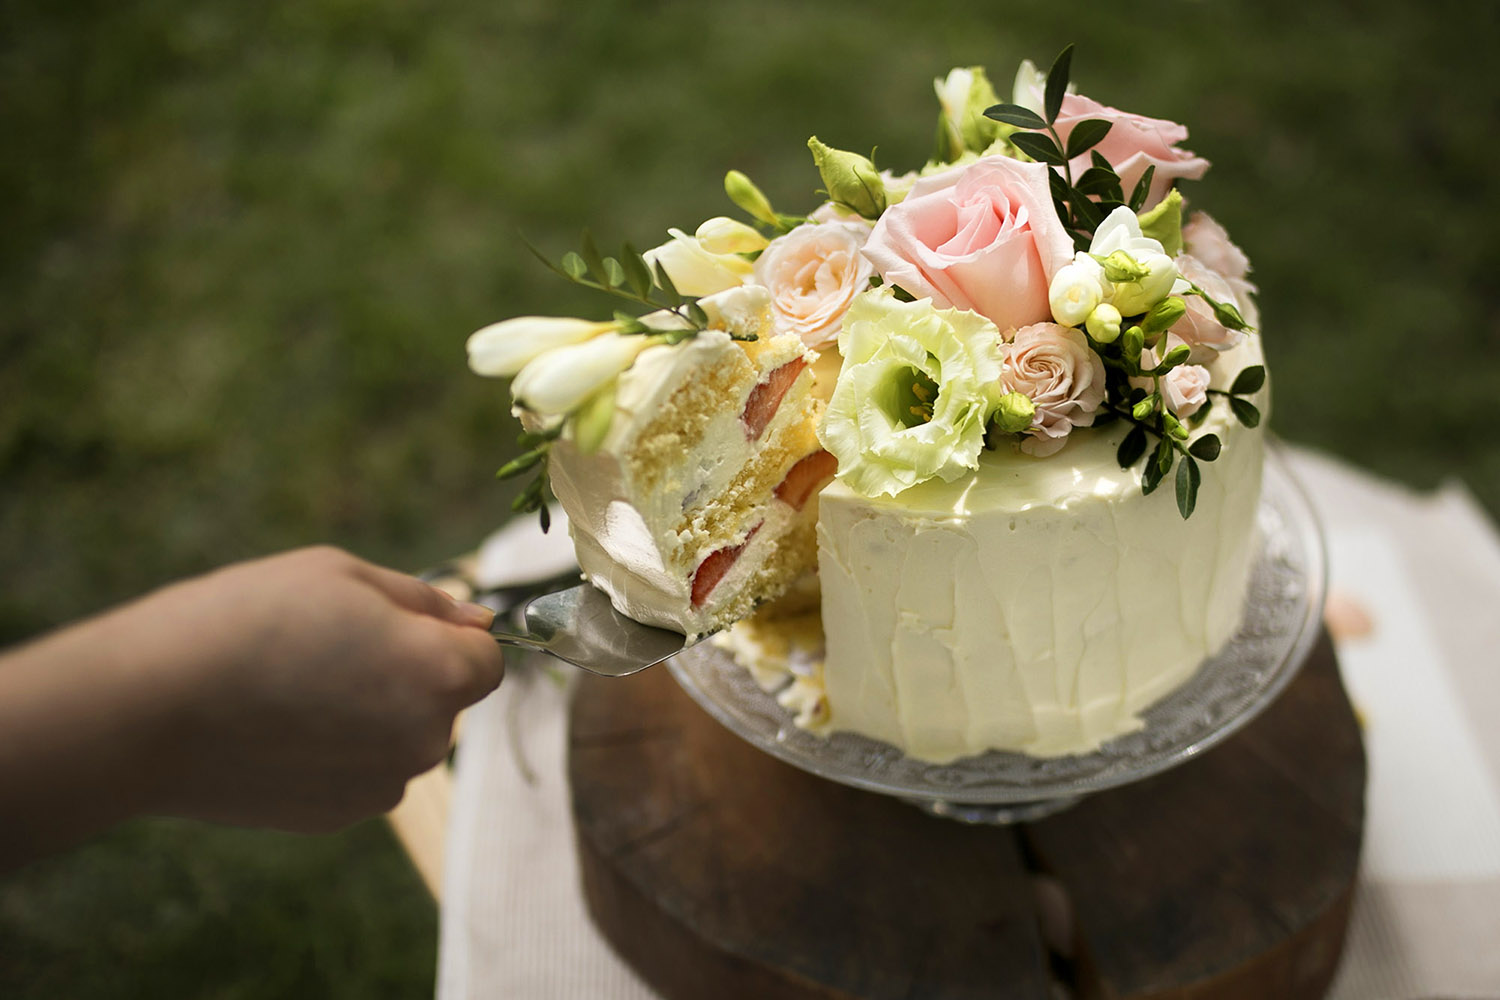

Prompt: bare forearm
[{"left": 0, "top": 606, "right": 186, "bottom": 868}]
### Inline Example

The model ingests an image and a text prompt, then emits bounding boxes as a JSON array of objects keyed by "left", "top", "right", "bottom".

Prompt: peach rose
[
  {"left": 1003, "top": 322, "right": 1106, "bottom": 457},
  {"left": 1163, "top": 363, "right": 1210, "bottom": 419},
  {"left": 754, "top": 221, "right": 875, "bottom": 349},
  {"left": 1171, "top": 254, "right": 1247, "bottom": 351},
  {"left": 861, "top": 156, "right": 1074, "bottom": 334}
]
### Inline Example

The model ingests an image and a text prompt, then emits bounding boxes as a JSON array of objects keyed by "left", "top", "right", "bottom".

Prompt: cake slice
[{"left": 545, "top": 288, "right": 835, "bottom": 638}]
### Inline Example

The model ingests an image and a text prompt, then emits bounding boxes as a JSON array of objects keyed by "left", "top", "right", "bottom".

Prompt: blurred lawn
[{"left": 2, "top": 0, "right": 1497, "bottom": 995}]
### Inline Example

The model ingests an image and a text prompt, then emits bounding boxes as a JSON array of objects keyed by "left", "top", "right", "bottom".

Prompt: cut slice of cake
[{"left": 544, "top": 287, "right": 836, "bottom": 638}]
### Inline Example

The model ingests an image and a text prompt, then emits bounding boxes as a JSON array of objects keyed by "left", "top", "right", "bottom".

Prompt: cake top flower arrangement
[{"left": 469, "top": 46, "right": 1263, "bottom": 525}]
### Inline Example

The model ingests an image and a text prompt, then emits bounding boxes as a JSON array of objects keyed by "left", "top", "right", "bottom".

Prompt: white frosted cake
[
  {"left": 470, "top": 51, "right": 1269, "bottom": 761},
  {"left": 816, "top": 337, "right": 1265, "bottom": 760}
]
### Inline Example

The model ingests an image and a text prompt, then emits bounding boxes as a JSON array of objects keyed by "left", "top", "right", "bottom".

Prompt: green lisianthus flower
[{"left": 819, "top": 289, "right": 1007, "bottom": 498}]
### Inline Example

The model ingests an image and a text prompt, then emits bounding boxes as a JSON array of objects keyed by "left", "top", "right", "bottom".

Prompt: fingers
[
  {"left": 347, "top": 558, "right": 494, "bottom": 630},
  {"left": 445, "top": 624, "right": 506, "bottom": 706}
]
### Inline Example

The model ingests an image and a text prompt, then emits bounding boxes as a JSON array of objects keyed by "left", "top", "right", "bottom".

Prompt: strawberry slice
[
  {"left": 773, "top": 449, "right": 837, "bottom": 511},
  {"left": 690, "top": 523, "right": 762, "bottom": 608},
  {"left": 740, "top": 358, "right": 807, "bottom": 440}
]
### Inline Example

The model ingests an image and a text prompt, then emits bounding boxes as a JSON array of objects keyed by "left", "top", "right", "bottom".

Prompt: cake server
[{"left": 486, "top": 582, "right": 706, "bottom": 677}]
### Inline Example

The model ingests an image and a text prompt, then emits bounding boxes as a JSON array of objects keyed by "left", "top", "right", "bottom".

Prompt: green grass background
[{"left": 2, "top": 0, "right": 1496, "bottom": 994}]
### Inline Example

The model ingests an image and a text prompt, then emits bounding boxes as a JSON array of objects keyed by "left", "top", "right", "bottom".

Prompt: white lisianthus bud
[
  {"left": 1086, "top": 303, "right": 1123, "bottom": 343},
  {"left": 511, "top": 333, "right": 657, "bottom": 416},
  {"left": 694, "top": 216, "right": 769, "bottom": 255},
  {"left": 1048, "top": 258, "right": 1105, "bottom": 327},
  {"left": 643, "top": 228, "right": 754, "bottom": 297},
  {"left": 466, "top": 317, "right": 615, "bottom": 378}
]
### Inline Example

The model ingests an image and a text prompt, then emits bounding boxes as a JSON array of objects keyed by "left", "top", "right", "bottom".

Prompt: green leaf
[
  {"left": 1044, "top": 44, "right": 1073, "bottom": 124},
  {"left": 1156, "top": 437, "right": 1176, "bottom": 474},
  {"left": 1075, "top": 166, "right": 1121, "bottom": 196},
  {"left": 621, "top": 243, "right": 652, "bottom": 298},
  {"left": 1011, "top": 131, "right": 1066, "bottom": 166},
  {"left": 579, "top": 230, "right": 607, "bottom": 283},
  {"left": 1116, "top": 424, "right": 1147, "bottom": 468},
  {"left": 1048, "top": 169, "right": 1069, "bottom": 202},
  {"left": 602, "top": 257, "right": 626, "bottom": 288},
  {"left": 1230, "top": 397, "right": 1261, "bottom": 428},
  {"left": 1090, "top": 150, "right": 1113, "bottom": 171},
  {"left": 1175, "top": 454, "right": 1200, "bottom": 519},
  {"left": 1189, "top": 433, "right": 1222, "bottom": 461},
  {"left": 652, "top": 261, "right": 682, "bottom": 306},
  {"left": 686, "top": 300, "right": 709, "bottom": 327},
  {"left": 560, "top": 251, "right": 587, "bottom": 280},
  {"left": 1067, "top": 188, "right": 1103, "bottom": 231},
  {"left": 1230, "top": 364, "right": 1266, "bottom": 395},
  {"left": 1142, "top": 439, "right": 1171, "bottom": 495},
  {"left": 1065, "top": 119, "right": 1113, "bottom": 160},
  {"left": 1128, "top": 164, "right": 1156, "bottom": 211},
  {"left": 983, "top": 103, "right": 1047, "bottom": 129}
]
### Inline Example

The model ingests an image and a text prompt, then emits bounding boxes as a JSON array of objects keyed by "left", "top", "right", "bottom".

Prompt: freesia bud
[
  {"left": 642, "top": 228, "right": 753, "bottom": 297},
  {"left": 694, "top": 216, "right": 770, "bottom": 255},
  {"left": 1048, "top": 259, "right": 1105, "bottom": 326},
  {"left": 512, "top": 333, "right": 656, "bottom": 416},
  {"left": 571, "top": 381, "right": 616, "bottom": 455},
  {"left": 807, "top": 136, "right": 886, "bottom": 219},
  {"left": 1098, "top": 250, "right": 1149, "bottom": 283},
  {"left": 467, "top": 317, "right": 615, "bottom": 378},
  {"left": 725, "top": 170, "right": 777, "bottom": 227},
  {"left": 1086, "top": 303, "right": 1123, "bottom": 343},
  {"left": 1141, "top": 296, "right": 1187, "bottom": 335},
  {"left": 991, "top": 391, "right": 1036, "bottom": 434}
]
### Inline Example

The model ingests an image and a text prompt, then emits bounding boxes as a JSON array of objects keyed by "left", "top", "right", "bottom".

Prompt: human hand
[{"left": 115, "top": 546, "right": 505, "bottom": 832}]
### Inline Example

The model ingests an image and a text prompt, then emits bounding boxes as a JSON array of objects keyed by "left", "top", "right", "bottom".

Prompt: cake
[{"left": 468, "top": 50, "right": 1267, "bottom": 760}]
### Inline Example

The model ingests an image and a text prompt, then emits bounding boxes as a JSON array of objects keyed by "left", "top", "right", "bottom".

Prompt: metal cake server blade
[{"left": 488, "top": 582, "right": 707, "bottom": 677}]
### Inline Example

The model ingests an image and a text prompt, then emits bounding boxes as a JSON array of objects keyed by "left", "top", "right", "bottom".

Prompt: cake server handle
[{"left": 487, "top": 582, "right": 703, "bottom": 678}]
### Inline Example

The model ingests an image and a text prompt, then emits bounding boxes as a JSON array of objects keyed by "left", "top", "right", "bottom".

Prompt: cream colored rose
[
  {"left": 1004, "top": 323, "right": 1107, "bottom": 457},
  {"left": 754, "top": 221, "right": 875, "bottom": 350},
  {"left": 1181, "top": 212, "right": 1259, "bottom": 328},
  {"left": 1163, "top": 363, "right": 1210, "bottom": 418}
]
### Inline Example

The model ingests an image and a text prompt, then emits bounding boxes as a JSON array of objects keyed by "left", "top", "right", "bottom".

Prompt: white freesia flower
[
  {"left": 819, "top": 288, "right": 1006, "bottom": 498},
  {"left": 466, "top": 317, "right": 614, "bottom": 378},
  {"left": 511, "top": 332, "right": 657, "bottom": 416},
  {"left": 1048, "top": 257, "right": 1105, "bottom": 326},
  {"left": 1089, "top": 206, "right": 1178, "bottom": 316},
  {"left": 694, "top": 216, "right": 769, "bottom": 255},
  {"left": 642, "top": 227, "right": 754, "bottom": 296}
]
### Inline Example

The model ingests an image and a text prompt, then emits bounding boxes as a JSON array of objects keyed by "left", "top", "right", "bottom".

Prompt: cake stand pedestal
[{"left": 568, "top": 629, "right": 1364, "bottom": 1000}]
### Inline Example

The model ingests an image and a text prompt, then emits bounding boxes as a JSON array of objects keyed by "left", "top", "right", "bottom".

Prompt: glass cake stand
[{"left": 665, "top": 445, "right": 1327, "bottom": 824}]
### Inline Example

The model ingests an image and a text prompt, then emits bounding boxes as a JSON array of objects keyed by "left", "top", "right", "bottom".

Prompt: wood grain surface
[{"left": 569, "top": 631, "right": 1363, "bottom": 999}]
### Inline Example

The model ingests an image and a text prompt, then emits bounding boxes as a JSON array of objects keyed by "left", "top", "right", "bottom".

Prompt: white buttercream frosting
[{"left": 816, "top": 335, "right": 1268, "bottom": 760}]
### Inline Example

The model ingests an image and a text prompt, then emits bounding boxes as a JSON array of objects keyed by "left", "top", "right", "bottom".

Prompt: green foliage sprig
[
  {"left": 983, "top": 45, "right": 1154, "bottom": 250},
  {"left": 495, "top": 424, "right": 562, "bottom": 532}
]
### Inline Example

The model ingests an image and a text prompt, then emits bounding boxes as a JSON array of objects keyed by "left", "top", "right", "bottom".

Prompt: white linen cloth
[{"left": 436, "top": 445, "right": 1500, "bottom": 1000}]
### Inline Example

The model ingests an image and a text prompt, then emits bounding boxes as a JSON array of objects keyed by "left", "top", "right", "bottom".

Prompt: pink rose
[
  {"left": 753, "top": 221, "right": 875, "bottom": 350},
  {"left": 1003, "top": 322, "right": 1106, "bottom": 457},
  {"left": 1171, "top": 254, "right": 1247, "bottom": 351},
  {"left": 1052, "top": 93, "right": 1209, "bottom": 209},
  {"left": 1163, "top": 363, "right": 1210, "bottom": 419},
  {"left": 861, "top": 157, "right": 1074, "bottom": 334},
  {"left": 1182, "top": 212, "right": 1259, "bottom": 328}
]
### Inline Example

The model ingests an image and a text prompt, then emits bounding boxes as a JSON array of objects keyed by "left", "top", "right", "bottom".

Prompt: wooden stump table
[{"left": 568, "top": 631, "right": 1364, "bottom": 999}]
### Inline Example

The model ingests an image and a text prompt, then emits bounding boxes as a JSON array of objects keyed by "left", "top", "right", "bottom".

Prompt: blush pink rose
[
  {"left": 753, "top": 221, "right": 875, "bottom": 350},
  {"left": 1053, "top": 93, "right": 1209, "bottom": 209},
  {"left": 1003, "top": 322, "right": 1107, "bottom": 457},
  {"left": 1171, "top": 254, "right": 1247, "bottom": 351},
  {"left": 861, "top": 157, "right": 1074, "bottom": 334},
  {"left": 1163, "top": 363, "right": 1210, "bottom": 419}
]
